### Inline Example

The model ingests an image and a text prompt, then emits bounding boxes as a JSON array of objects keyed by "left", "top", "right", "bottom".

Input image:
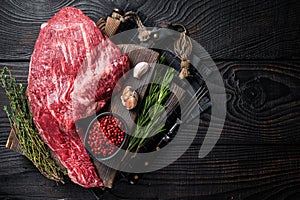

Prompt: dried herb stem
[{"left": 0, "top": 67, "right": 64, "bottom": 182}]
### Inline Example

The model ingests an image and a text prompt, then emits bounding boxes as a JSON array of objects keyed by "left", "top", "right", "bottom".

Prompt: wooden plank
[
  {"left": 0, "top": 0, "right": 299, "bottom": 199},
  {"left": 1, "top": 61, "right": 299, "bottom": 145},
  {"left": 108, "top": 145, "right": 300, "bottom": 199},
  {"left": 197, "top": 61, "right": 300, "bottom": 145},
  {"left": 0, "top": 0, "right": 299, "bottom": 60},
  {"left": 1, "top": 61, "right": 299, "bottom": 199},
  {"left": 110, "top": 45, "right": 159, "bottom": 132},
  {"left": 1, "top": 145, "right": 300, "bottom": 199},
  {"left": 0, "top": 149, "right": 96, "bottom": 200},
  {"left": 88, "top": 46, "right": 159, "bottom": 188}
]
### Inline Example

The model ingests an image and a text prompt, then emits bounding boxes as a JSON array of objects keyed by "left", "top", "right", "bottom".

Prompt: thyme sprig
[
  {"left": 0, "top": 67, "right": 64, "bottom": 183},
  {"left": 127, "top": 57, "right": 175, "bottom": 153}
]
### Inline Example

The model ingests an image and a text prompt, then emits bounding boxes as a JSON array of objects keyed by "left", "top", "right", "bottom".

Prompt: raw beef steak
[{"left": 28, "top": 7, "right": 130, "bottom": 187}]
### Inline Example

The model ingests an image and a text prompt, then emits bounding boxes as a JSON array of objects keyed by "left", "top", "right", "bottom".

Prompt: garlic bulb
[
  {"left": 133, "top": 62, "right": 150, "bottom": 79},
  {"left": 121, "top": 86, "right": 139, "bottom": 110}
]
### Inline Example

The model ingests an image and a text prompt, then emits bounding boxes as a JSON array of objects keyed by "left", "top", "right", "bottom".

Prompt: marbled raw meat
[{"left": 28, "top": 7, "right": 129, "bottom": 188}]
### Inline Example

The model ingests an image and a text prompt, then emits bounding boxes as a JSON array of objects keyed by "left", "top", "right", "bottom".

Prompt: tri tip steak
[{"left": 28, "top": 7, "right": 130, "bottom": 187}]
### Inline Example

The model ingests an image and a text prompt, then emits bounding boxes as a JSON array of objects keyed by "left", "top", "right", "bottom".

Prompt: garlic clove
[
  {"left": 125, "top": 96, "right": 138, "bottom": 110},
  {"left": 132, "top": 90, "right": 138, "bottom": 100},
  {"left": 121, "top": 86, "right": 132, "bottom": 106},
  {"left": 120, "top": 95, "right": 126, "bottom": 107},
  {"left": 133, "top": 62, "right": 150, "bottom": 79},
  {"left": 122, "top": 86, "right": 133, "bottom": 96},
  {"left": 121, "top": 86, "right": 139, "bottom": 110}
]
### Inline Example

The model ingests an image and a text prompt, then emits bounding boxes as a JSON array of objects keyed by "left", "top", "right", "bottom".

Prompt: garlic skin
[
  {"left": 121, "top": 86, "right": 132, "bottom": 103},
  {"left": 121, "top": 86, "right": 139, "bottom": 110},
  {"left": 133, "top": 62, "right": 150, "bottom": 79},
  {"left": 125, "top": 96, "right": 138, "bottom": 110}
]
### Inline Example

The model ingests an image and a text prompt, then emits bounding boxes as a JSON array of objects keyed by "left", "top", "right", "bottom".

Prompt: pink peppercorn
[{"left": 87, "top": 115, "right": 126, "bottom": 158}]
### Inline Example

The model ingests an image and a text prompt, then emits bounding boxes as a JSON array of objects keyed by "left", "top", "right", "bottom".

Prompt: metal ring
[{"left": 172, "top": 23, "right": 188, "bottom": 35}]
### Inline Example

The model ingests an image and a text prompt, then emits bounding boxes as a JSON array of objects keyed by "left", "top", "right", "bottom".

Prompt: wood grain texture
[
  {"left": 1, "top": 61, "right": 299, "bottom": 198},
  {"left": 0, "top": 149, "right": 96, "bottom": 200},
  {"left": 1, "top": 145, "right": 300, "bottom": 199},
  {"left": 196, "top": 61, "right": 300, "bottom": 145},
  {"left": 0, "top": 0, "right": 300, "bottom": 199},
  {"left": 109, "top": 145, "right": 300, "bottom": 200},
  {"left": 0, "top": 0, "right": 299, "bottom": 60}
]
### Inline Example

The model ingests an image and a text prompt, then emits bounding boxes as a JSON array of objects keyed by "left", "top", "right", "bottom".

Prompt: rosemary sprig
[
  {"left": 0, "top": 67, "right": 64, "bottom": 183},
  {"left": 127, "top": 57, "right": 175, "bottom": 153}
]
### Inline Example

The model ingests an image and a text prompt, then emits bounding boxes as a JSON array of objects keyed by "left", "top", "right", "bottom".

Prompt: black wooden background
[{"left": 1, "top": 0, "right": 300, "bottom": 199}]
